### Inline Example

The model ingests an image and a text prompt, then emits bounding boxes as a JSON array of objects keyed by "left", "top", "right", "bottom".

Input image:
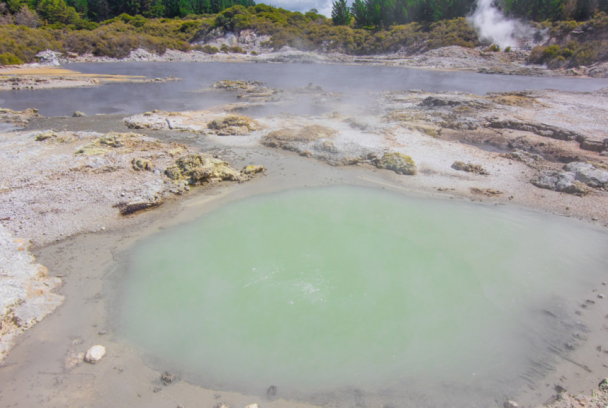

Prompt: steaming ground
[{"left": 469, "top": 0, "right": 547, "bottom": 49}]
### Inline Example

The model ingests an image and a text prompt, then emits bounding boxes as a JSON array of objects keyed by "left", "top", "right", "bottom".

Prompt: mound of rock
[
  {"left": 563, "top": 162, "right": 608, "bottom": 189},
  {"left": 531, "top": 162, "right": 608, "bottom": 196},
  {"left": 261, "top": 125, "right": 336, "bottom": 151},
  {"left": 0, "top": 108, "right": 40, "bottom": 127},
  {"left": 207, "top": 115, "right": 260, "bottom": 136},
  {"left": 165, "top": 154, "right": 264, "bottom": 185}
]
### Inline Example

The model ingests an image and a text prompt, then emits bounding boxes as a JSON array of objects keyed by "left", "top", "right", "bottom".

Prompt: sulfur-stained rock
[
  {"left": 165, "top": 165, "right": 183, "bottom": 180},
  {"left": 132, "top": 158, "right": 152, "bottom": 171},
  {"left": 164, "top": 154, "right": 263, "bottom": 185},
  {"left": 451, "top": 161, "right": 489, "bottom": 175},
  {"left": 208, "top": 115, "right": 260, "bottom": 136},
  {"left": 34, "top": 131, "right": 56, "bottom": 141},
  {"left": 374, "top": 152, "right": 418, "bottom": 175},
  {"left": 241, "top": 165, "right": 265, "bottom": 175}
]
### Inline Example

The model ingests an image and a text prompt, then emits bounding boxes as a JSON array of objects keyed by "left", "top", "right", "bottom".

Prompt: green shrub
[
  {"left": 505, "top": 46, "right": 511, "bottom": 52},
  {"left": 193, "top": 44, "right": 219, "bottom": 54},
  {"left": 178, "top": 20, "right": 199, "bottom": 33},
  {"left": 0, "top": 52, "right": 22, "bottom": 65},
  {"left": 118, "top": 13, "right": 134, "bottom": 23},
  {"left": 228, "top": 45, "right": 246, "bottom": 53}
]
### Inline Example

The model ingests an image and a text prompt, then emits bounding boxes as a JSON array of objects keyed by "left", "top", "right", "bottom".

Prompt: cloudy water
[
  {"left": 116, "top": 186, "right": 608, "bottom": 407},
  {"left": 2, "top": 62, "right": 608, "bottom": 116}
]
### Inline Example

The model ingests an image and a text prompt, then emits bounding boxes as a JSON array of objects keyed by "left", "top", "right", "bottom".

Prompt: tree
[
  {"left": 87, "top": 0, "right": 109, "bottom": 21},
  {"left": 332, "top": 0, "right": 351, "bottom": 25},
  {"left": 14, "top": 5, "right": 40, "bottom": 25},
  {"left": 6, "top": 0, "right": 25, "bottom": 13},
  {"left": 144, "top": 0, "right": 164, "bottom": 17},
  {"left": 37, "top": 0, "right": 79, "bottom": 24},
  {"left": 351, "top": 0, "right": 369, "bottom": 26}
]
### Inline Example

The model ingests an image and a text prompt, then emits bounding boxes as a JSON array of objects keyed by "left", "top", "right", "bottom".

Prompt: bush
[
  {"left": 0, "top": 52, "right": 22, "bottom": 65},
  {"left": 193, "top": 44, "right": 219, "bottom": 54},
  {"left": 228, "top": 45, "right": 245, "bottom": 53}
]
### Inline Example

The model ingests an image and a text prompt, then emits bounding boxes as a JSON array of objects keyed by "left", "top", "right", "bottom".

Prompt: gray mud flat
[{"left": 2, "top": 62, "right": 608, "bottom": 116}]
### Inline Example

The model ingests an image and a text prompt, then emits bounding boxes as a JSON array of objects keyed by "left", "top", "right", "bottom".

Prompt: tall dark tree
[
  {"left": 87, "top": 0, "right": 109, "bottom": 20},
  {"left": 331, "top": 0, "right": 351, "bottom": 25},
  {"left": 351, "top": 0, "right": 370, "bottom": 26}
]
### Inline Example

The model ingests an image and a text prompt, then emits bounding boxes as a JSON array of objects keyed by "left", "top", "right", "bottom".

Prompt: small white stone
[
  {"left": 84, "top": 345, "right": 106, "bottom": 364},
  {"left": 245, "top": 404, "right": 259, "bottom": 408}
]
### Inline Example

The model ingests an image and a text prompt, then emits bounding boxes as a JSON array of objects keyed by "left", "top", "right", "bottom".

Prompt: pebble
[{"left": 599, "top": 294, "right": 605, "bottom": 299}]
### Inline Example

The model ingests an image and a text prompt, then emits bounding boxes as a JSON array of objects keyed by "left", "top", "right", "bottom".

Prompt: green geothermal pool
[{"left": 118, "top": 187, "right": 608, "bottom": 404}]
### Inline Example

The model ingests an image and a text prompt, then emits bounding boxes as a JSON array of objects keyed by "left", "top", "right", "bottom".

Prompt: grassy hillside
[{"left": 1, "top": 4, "right": 607, "bottom": 68}]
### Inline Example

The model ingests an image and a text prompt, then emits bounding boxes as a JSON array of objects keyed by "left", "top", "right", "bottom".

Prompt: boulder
[
  {"left": 531, "top": 172, "right": 589, "bottom": 196},
  {"left": 84, "top": 345, "right": 106, "bottom": 364},
  {"left": 563, "top": 162, "right": 608, "bottom": 189},
  {"left": 375, "top": 152, "right": 417, "bottom": 175},
  {"left": 72, "top": 111, "right": 87, "bottom": 117}
]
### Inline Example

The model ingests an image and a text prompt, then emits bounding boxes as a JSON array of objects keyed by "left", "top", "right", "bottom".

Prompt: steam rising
[{"left": 469, "top": 0, "right": 541, "bottom": 49}]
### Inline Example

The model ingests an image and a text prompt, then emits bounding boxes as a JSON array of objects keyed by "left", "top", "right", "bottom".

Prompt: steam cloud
[{"left": 469, "top": 0, "right": 541, "bottom": 49}]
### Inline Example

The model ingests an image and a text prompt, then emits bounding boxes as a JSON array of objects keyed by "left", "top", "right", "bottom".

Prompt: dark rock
[
  {"left": 266, "top": 385, "right": 277, "bottom": 399},
  {"left": 488, "top": 119, "right": 582, "bottom": 142},
  {"left": 162, "top": 371, "right": 176, "bottom": 385},
  {"left": 451, "top": 161, "right": 489, "bottom": 175},
  {"left": 115, "top": 201, "right": 161, "bottom": 216},
  {"left": 531, "top": 172, "right": 589, "bottom": 196}
]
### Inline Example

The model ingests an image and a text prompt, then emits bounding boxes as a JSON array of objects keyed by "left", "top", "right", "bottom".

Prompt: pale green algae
[{"left": 117, "top": 186, "right": 608, "bottom": 400}]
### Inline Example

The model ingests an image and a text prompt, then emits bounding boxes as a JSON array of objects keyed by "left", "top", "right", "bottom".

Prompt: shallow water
[
  {"left": 117, "top": 186, "right": 608, "bottom": 407},
  {"left": 2, "top": 62, "right": 608, "bottom": 116}
]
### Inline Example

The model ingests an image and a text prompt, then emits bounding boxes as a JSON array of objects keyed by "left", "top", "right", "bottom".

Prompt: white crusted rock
[{"left": 84, "top": 345, "right": 106, "bottom": 364}]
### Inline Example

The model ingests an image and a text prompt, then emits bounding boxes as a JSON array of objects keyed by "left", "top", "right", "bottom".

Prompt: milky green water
[{"left": 118, "top": 187, "right": 608, "bottom": 404}]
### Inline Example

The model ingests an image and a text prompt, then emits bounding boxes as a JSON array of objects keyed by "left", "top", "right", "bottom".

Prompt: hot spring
[{"left": 116, "top": 186, "right": 608, "bottom": 407}]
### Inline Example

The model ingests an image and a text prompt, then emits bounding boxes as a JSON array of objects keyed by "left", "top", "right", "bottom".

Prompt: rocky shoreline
[{"left": 0, "top": 68, "right": 607, "bottom": 408}]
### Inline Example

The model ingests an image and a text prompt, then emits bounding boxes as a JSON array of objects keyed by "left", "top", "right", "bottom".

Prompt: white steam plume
[{"left": 469, "top": 0, "right": 541, "bottom": 49}]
